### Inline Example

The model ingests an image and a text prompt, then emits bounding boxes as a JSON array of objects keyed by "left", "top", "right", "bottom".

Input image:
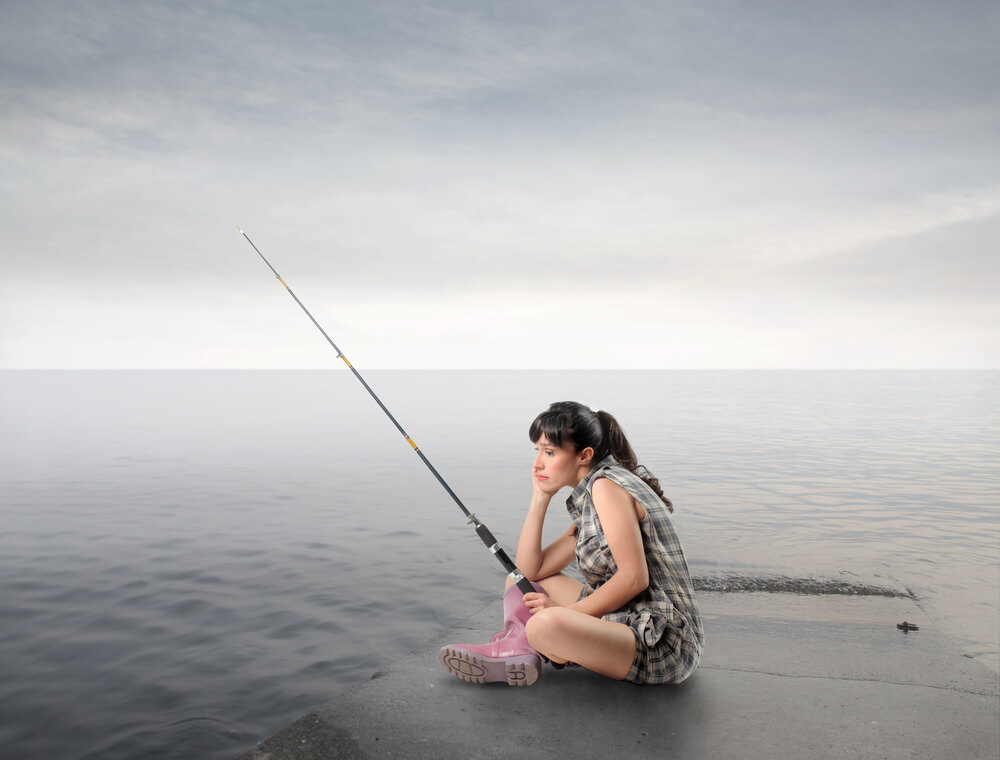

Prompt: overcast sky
[{"left": 2, "top": 0, "right": 997, "bottom": 368}]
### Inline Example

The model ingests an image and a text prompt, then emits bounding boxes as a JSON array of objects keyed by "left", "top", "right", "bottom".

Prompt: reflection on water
[{"left": 1, "top": 370, "right": 997, "bottom": 759}]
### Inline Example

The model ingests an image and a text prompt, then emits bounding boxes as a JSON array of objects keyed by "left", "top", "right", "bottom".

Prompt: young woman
[{"left": 439, "top": 401, "right": 703, "bottom": 686}]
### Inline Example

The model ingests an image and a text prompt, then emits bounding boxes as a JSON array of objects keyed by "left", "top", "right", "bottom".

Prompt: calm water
[{"left": 2, "top": 370, "right": 998, "bottom": 758}]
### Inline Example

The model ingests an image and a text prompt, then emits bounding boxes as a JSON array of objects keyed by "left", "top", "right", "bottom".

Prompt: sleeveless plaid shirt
[{"left": 567, "top": 456, "right": 704, "bottom": 684}]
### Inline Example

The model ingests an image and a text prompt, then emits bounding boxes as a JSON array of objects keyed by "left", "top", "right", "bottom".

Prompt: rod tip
[{"left": 236, "top": 225, "right": 245, "bottom": 234}]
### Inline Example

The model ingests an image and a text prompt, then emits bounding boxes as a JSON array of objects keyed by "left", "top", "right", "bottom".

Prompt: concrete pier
[{"left": 236, "top": 591, "right": 999, "bottom": 759}]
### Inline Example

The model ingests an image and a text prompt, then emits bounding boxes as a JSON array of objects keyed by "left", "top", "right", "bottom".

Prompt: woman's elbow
[
  {"left": 516, "top": 562, "right": 542, "bottom": 583},
  {"left": 623, "top": 567, "right": 649, "bottom": 597}
]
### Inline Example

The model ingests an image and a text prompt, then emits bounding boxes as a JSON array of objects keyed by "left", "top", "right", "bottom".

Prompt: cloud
[
  {"left": 1, "top": 0, "right": 998, "bottom": 367},
  {"left": 767, "top": 209, "right": 1000, "bottom": 308}
]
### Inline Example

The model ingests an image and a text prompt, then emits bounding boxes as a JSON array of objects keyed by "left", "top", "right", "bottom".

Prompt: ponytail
[
  {"left": 530, "top": 401, "right": 673, "bottom": 512},
  {"left": 595, "top": 410, "right": 673, "bottom": 512}
]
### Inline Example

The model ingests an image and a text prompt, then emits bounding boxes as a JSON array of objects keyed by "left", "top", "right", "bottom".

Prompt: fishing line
[{"left": 237, "top": 227, "right": 536, "bottom": 596}]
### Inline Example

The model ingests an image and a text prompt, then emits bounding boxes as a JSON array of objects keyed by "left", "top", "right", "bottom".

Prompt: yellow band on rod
[{"left": 407, "top": 437, "right": 419, "bottom": 451}]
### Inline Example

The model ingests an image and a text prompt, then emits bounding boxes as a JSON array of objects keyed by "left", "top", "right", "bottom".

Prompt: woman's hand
[
  {"left": 531, "top": 465, "right": 553, "bottom": 501},
  {"left": 522, "top": 591, "right": 561, "bottom": 614}
]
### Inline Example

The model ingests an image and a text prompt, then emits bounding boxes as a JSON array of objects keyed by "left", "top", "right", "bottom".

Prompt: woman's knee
[{"left": 525, "top": 607, "right": 566, "bottom": 649}]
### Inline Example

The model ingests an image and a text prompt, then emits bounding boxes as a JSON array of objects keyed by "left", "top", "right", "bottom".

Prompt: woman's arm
[
  {"left": 515, "top": 491, "right": 578, "bottom": 582},
  {"left": 569, "top": 477, "right": 649, "bottom": 618}
]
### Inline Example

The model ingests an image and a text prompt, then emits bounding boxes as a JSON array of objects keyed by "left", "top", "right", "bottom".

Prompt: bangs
[{"left": 528, "top": 408, "right": 569, "bottom": 449}]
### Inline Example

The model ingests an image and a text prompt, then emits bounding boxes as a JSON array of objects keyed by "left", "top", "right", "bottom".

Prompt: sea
[{"left": 2, "top": 370, "right": 997, "bottom": 759}]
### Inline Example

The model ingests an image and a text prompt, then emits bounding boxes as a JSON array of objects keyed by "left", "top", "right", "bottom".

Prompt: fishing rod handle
[
  {"left": 474, "top": 523, "right": 538, "bottom": 596},
  {"left": 512, "top": 575, "right": 540, "bottom": 596}
]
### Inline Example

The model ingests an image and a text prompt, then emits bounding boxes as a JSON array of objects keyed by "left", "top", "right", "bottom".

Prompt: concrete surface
[{"left": 235, "top": 591, "right": 999, "bottom": 759}]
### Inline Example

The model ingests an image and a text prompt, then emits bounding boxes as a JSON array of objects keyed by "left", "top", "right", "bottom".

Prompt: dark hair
[{"left": 529, "top": 401, "right": 672, "bottom": 511}]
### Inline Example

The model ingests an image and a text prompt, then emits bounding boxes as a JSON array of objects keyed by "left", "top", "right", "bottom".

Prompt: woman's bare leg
[
  {"left": 525, "top": 608, "right": 637, "bottom": 680},
  {"left": 503, "top": 573, "right": 635, "bottom": 679},
  {"left": 505, "top": 572, "right": 583, "bottom": 605}
]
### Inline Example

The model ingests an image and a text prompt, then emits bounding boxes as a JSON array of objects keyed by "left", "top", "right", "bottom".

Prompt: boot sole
[{"left": 438, "top": 646, "right": 540, "bottom": 686}]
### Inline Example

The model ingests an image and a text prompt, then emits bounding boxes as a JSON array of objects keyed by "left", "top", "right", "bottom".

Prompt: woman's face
[{"left": 532, "top": 433, "right": 592, "bottom": 494}]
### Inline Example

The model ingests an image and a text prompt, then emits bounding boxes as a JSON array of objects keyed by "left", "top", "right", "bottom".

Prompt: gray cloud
[
  {"left": 770, "top": 213, "right": 1000, "bottom": 307},
  {"left": 2, "top": 0, "right": 998, "bottom": 367},
  {"left": 6, "top": 1, "right": 996, "bottom": 151}
]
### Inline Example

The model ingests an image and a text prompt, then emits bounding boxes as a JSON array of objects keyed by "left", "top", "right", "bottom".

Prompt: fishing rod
[{"left": 237, "top": 227, "right": 536, "bottom": 596}]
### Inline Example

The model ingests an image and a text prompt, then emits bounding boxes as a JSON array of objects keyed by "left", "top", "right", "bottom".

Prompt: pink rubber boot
[{"left": 438, "top": 585, "right": 542, "bottom": 686}]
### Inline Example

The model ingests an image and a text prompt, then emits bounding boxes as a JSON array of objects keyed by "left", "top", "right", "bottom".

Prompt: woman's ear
[{"left": 579, "top": 446, "right": 595, "bottom": 467}]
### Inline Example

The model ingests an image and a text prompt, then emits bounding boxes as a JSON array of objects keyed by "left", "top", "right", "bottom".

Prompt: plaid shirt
[{"left": 567, "top": 456, "right": 704, "bottom": 684}]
